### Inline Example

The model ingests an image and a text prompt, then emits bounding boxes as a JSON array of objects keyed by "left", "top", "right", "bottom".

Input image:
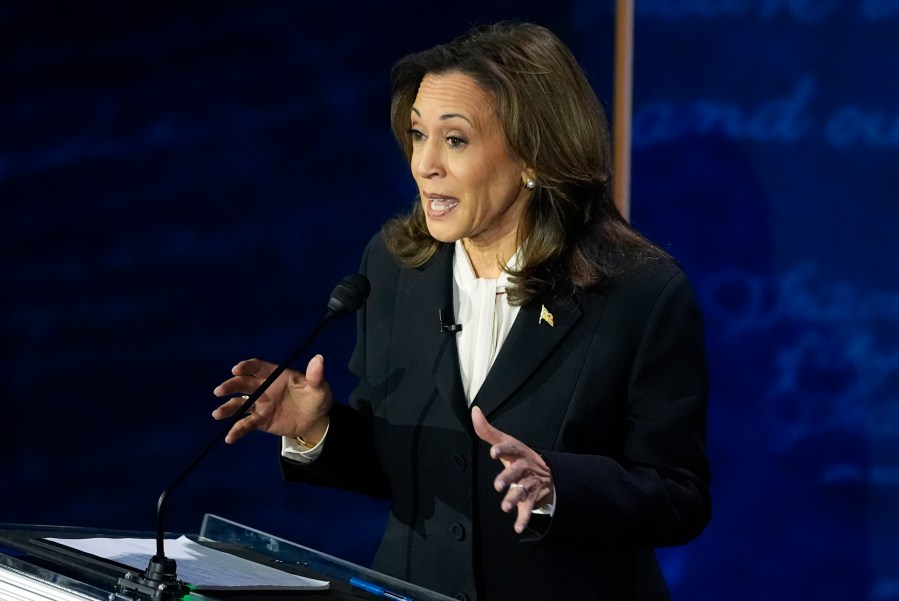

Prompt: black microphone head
[{"left": 327, "top": 273, "right": 371, "bottom": 317}]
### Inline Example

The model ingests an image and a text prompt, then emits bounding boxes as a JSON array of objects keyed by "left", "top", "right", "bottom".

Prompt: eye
[
  {"left": 407, "top": 128, "right": 426, "bottom": 142},
  {"left": 445, "top": 135, "right": 467, "bottom": 149}
]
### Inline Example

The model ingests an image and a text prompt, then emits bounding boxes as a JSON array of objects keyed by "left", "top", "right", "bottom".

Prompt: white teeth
[{"left": 430, "top": 198, "right": 457, "bottom": 213}]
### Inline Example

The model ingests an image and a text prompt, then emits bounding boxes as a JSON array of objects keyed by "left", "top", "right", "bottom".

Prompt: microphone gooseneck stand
[{"left": 117, "top": 274, "right": 370, "bottom": 601}]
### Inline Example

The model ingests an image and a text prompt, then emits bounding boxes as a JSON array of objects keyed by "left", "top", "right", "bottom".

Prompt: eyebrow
[{"left": 411, "top": 107, "right": 474, "bottom": 126}]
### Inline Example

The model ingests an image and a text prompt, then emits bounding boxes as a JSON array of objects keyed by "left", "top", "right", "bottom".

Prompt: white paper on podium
[{"left": 45, "top": 535, "right": 329, "bottom": 591}]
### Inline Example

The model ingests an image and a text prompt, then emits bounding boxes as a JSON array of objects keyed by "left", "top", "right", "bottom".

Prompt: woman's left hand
[{"left": 471, "top": 406, "right": 554, "bottom": 534}]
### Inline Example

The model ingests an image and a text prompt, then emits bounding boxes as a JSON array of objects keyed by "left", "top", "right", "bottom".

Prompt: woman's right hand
[{"left": 212, "top": 354, "right": 333, "bottom": 445}]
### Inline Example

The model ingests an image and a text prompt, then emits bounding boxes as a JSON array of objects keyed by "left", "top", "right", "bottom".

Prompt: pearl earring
[{"left": 525, "top": 178, "right": 536, "bottom": 189}]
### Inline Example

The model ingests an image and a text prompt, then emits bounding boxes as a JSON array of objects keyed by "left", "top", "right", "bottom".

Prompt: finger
[
  {"left": 231, "top": 358, "right": 269, "bottom": 377},
  {"left": 501, "top": 482, "right": 538, "bottom": 534},
  {"left": 494, "top": 461, "right": 530, "bottom": 491},
  {"left": 501, "top": 482, "right": 531, "bottom": 510},
  {"left": 472, "top": 407, "right": 529, "bottom": 464},
  {"left": 304, "top": 354, "right": 326, "bottom": 389},
  {"left": 471, "top": 406, "right": 504, "bottom": 447},
  {"left": 514, "top": 503, "right": 534, "bottom": 534},
  {"left": 213, "top": 375, "right": 261, "bottom": 398},
  {"left": 489, "top": 440, "right": 527, "bottom": 462},
  {"left": 224, "top": 413, "right": 256, "bottom": 444},
  {"left": 211, "top": 395, "right": 250, "bottom": 420},
  {"left": 490, "top": 446, "right": 533, "bottom": 490}
]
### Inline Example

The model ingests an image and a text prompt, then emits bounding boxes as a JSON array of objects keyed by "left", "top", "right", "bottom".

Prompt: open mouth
[{"left": 424, "top": 194, "right": 459, "bottom": 218}]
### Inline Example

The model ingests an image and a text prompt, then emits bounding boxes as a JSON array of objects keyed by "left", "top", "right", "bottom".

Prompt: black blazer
[{"left": 283, "top": 233, "right": 711, "bottom": 601}]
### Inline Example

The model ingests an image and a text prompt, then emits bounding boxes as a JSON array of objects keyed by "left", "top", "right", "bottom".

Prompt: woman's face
[{"left": 409, "top": 71, "right": 530, "bottom": 252}]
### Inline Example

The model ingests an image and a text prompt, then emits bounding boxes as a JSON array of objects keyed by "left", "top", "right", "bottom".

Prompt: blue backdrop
[{"left": 3, "top": 2, "right": 897, "bottom": 599}]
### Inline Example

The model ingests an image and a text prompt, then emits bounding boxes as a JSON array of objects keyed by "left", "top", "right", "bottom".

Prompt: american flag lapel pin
[{"left": 539, "top": 304, "right": 554, "bottom": 327}]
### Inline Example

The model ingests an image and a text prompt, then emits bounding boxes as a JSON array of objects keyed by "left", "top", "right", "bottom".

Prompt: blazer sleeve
[
  {"left": 540, "top": 267, "right": 711, "bottom": 548},
  {"left": 280, "top": 234, "right": 392, "bottom": 499}
]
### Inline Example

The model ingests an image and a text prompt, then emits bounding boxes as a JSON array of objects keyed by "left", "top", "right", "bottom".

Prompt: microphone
[
  {"left": 327, "top": 273, "right": 370, "bottom": 316},
  {"left": 117, "top": 274, "right": 370, "bottom": 601},
  {"left": 439, "top": 308, "right": 462, "bottom": 334}
]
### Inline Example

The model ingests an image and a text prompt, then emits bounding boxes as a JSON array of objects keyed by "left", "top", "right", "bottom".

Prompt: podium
[{"left": 0, "top": 514, "right": 456, "bottom": 601}]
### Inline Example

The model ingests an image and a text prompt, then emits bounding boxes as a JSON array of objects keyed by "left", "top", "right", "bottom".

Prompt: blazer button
[
  {"left": 449, "top": 454, "right": 467, "bottom": 471},
  {"left": 454, "top": 593, "right": 471, "bottom": 601},
  {"left": 449, "top": 522, "right": 466, "bottom": 541}
]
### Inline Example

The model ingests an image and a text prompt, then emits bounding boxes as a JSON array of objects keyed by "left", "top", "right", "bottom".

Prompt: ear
[{"left": 521, "top": 166, "right": 537, "bottom": 189}]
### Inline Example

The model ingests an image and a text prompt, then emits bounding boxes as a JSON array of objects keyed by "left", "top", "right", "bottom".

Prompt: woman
[{"left": 213, "top": 22, "right": 710, "bottom": 601}]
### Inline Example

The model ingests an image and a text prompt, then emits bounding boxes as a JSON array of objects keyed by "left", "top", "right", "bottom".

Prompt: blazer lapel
[
  {"left": 472, "top": 298, "right": 582, "bottom": 417},
  {"left": 393, "top": 244, "right": 470, "bottom": 427}
]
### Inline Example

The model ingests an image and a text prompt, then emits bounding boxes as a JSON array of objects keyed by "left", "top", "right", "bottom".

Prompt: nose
[{"left": 413, "top": 137, "right": 445, "bottom": 179}]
